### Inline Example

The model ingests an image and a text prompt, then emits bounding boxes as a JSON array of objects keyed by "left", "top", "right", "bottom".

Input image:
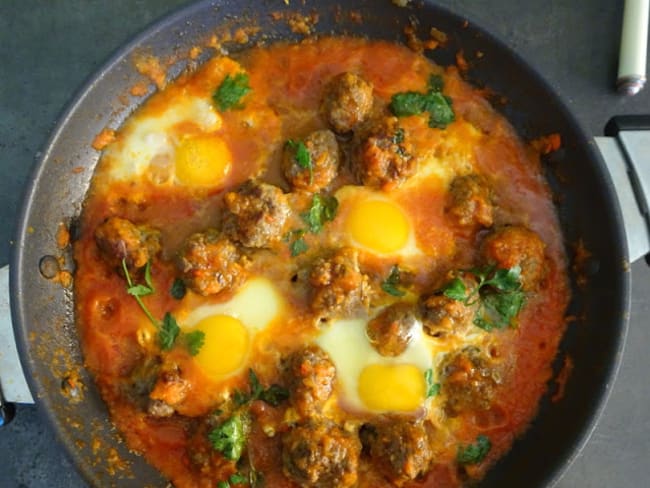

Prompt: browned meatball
[
  {"left": 321, "top": 72, "right": 374, "bottom": 134},
  {"left": 353, "top": 116, "right": 414, "bottom": 189},
  {"left": 440, "top": 347, "right": 500, "bottom": 416},
  {"left": 285, "top": 345, "right": 336, "bottom": 417},
  {"left": 446, "top": 174, "right": 494, "bottom": 228},
  {"left": 366, "top": 302, "right": 418, "bottom": 357},
  {"left": 361, "top": 418, "right": 434, "bottom": 484},
  {"left": 283, "top": 130, "right": 340, "bottom": 192},
  {"left": 481, "top": 225, "right": 547, "bottom": 291},
  {"left": 94, "top": 216, "right": 161, "bottom": 270},
  {"left": 282, "top": 421, "right": 361, "bottom": 488},
  {"left": 309, "top": 248, "right": 372, "bottom": 317},
  {"left": 222, "top": 180, "right": 291, "bottom": 248},
  {"left": 177, "top": 229, "right": 247, "bottom": 296},
  {"left": 148, "top": 364, "right": 190, "bottom": 416},
  {"left": 420, "top": 294, "right": 475, "bottom": 338}
]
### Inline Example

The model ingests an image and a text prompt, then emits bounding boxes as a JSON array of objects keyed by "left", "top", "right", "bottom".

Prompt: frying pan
[{"left": 2, "top": 0, "right": 647, "bottom": 486}]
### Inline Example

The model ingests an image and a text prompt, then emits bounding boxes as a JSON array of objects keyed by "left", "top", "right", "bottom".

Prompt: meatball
[
  {"left": 440, "top": 347, "right": 500, "bottom": 416},
  {"left": 362, "top": 418, "right": 434, "bottom": 484},
  {"left": 285, "top": 345, "right": 337, "bottom": 417},
  {"left": 446, "top": 174, "right": 494, "bottom": 228},
  {"left": 321, "top": 72, "right": 374, "bottom": 134},
  {"left": 177, "top": 230, "right": 247, "bottom": 296},
  {"left": 353, "top": 116, "right": 414, "bottom": 189},
  {"left": 366, "top": 302, "right": 418, "bottom": 357},
  {"left": 148, "top": 364, "right": 190, "bottom": 416},
  {"left": 283, "top": 130, "right": 340, "bottom": 192},
  {"left": 94, "top": 216, "right": 161, "bottom": 270},
  {"left": 282, "top": 421, "right": 361, "bottom": 488},
  {"left": 223, "top": 181, "right": 290, "bottom": 248},
  {"left": 309, "top": 248, "right": 372, "bottom": 317},
  {"left": 420, "top": 294, "right": 474, "bottom": 338},
  {"left": 481, "top": 225, "right": 547, "bottom": 291}
]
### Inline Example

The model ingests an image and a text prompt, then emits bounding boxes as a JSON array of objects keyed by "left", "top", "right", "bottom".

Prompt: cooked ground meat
[
  {"left": 440, "top": 347, "right": 500, "bottom": 416},
  {"left": 282, "top": 420, "right": 361, "bottom": 488},
  {"left": 361, "top": 418, "right": 434, "bottom": 484},
  {"left": 352, "top": 116, "right": 414, "bottom": 189},
  {"left": 283, "top": 130, "right": 340, "bottom": 192},
  {"left": 223, "top": 180, "right": 290, "bottom": 248},
  {"left": 94, "top": 216, "right": 161, "bottom": 270},
  {"left": 177, "top": 229, "right": 247, "bottom": 296},
  {"left": 148, "top": 364, "right": 190, "bottom": 415},
  {"left": 481, "top": 225, "right": 547, "bottom": 291},
  {"left": 366, "top": 302, "right": 418, "bottom": 357},
  {"left": 309, "top": 248, "right": 372, "bottom": 317},
  {"left": 446, "top": 174, "right": 494, "bottom": 228},
  {"left": 147, "top": 399, "right": 175, "bottom": 418},
  {"left": 420, "top": 294, "right": 474, "bottom": 338},
  {"left": 285, "top": 345, "right": 336, "bottom": 417},
  {"left": 321, "top": 72, "right": 374, "bottom": 134}
]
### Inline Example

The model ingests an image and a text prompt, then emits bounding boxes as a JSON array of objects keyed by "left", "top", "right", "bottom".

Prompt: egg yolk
[
  {"left": 357, "top": 363, "right": 426, "bottom": 412},
  {"left": 175, "top": 134, "right": 231, "bottom": 187},
  {"left": 345, "top": 198, "right": 410, "bottom": 254},
  {"left": 193, "top": 314, "right": 249, "bottom": 378}
]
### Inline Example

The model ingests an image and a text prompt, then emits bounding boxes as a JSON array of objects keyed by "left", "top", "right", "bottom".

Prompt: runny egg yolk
[
  {"left": 192, "top": 314, "right": 249, "bottom": 378},
  {"left": 357, "top": 363, "right": 426, "bottom": 412},
  {"left": 175, "top": 134, "right": 232, "bottom": 187},
  {"left": 345, "top": 198, "right": 410, "bottom": 254}
]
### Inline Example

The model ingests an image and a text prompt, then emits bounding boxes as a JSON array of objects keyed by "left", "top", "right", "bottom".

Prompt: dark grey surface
[{"left": 0, "top": 0, "right": 648, "bottom": 487}]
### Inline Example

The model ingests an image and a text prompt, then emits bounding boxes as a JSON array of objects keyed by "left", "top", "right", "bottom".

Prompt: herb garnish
[
  {"left": 170, "top": 278, "right": 186, "bottom": 299},
  {"left": 286, "top": 139, "right": 313, "bottom": 184},
  {"left": 441, "top": 265, "right": 525, "bottom": 331},
  {"left": 209, "top": 414, "right": 246, "bottom": 462},
  {"left": 301, "top": 193, "right": 338, "bottom": 234},
  {"left": 390, "top": 74, "right": 455, "bottom": 129},
  {"left": 381, "top": 265, "right": 406, "bottom": 297},
  {"left": 121, "top": 259, "right": 205, "bottom": 355},
  {"left": 213, "top": 73, "right": 252, "bottom": 111},
  {"left": 234, "top": 369, "right": 290, "bottom": 407},
  {"left": 284, "top": 229, "right": 308, "bottom": 256},
  {"left": 424, "top": 368, "right": 440, "bottom": 397},
  {"left": 457, "top": 435, "right": 491, "bottom": 465}
]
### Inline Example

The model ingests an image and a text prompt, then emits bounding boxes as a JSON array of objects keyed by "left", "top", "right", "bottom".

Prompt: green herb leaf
[
  {"left": 127, "top": 284, "right": 154, "bottom": 297},
  {"left": 426, "top": 93, "right": 455, "bottom": 129},
  {"left": 159, "top": 312, "right": 180, "bottom": 351},
  {"left": 457, "top": 435, "right": 491, "bottom": 465},
  {"left": 233, "top": 389, "right": 249, "bottom": 406},
  {"left": 213, "top": 73, "right": 252, "bottom": 111},
  {"left": 143, "top": 260, "right": 154, "bottom": 291},
  {"left": 121, "top": 258, "right": 159, "bottom": 327},
  {"left": 475, "top": 290, "right": 525, "bottom": 330},
  {"left": 290, "top": 236, "right": 308, "bottom": 256},
  {"left": 391, "top": 127, "right": 405, "bottom": 145},
  {"left": 229, "top": 472, "right": 248, "bottom": 484},
  {"left": 484, "top": 265, "right": 522, "bottom": 292},
  {"left": 217, "top": 481, "right": 230, "bottom": 488},
  {"left": 259, "top": 384, "right": 290, "bottom": 407},
  {"left": 208, "top": 414, "right": 246, "bottom": 461},
  {"left": 184, "top": 330, "right": 205, "bottom": 356},
  {"left": 424, "top": 369, "right": 440, "bottom": 397},
  {"left": 389, "top": 78, "right": 455, "bottom": 130},
  {"left": 381, "top": 265, "right": 406, "bottom": 297},
  {"left": 286, "top": 139, "right": 313, "bottom": 184},
  {"left": 248, "top": 369, "right": 264, "bottom": 399},
  {"left": 390, "top": 91, "right": 430, "bottom": 117},
  {"left": 301, "top": 194, "right": 339, "bottom": 234},
  {"left": 442, "top": 277, "right": 467, "bottom": 301},
  {"left": 170, "top": 278, "right": 186, "bottom": 300}
]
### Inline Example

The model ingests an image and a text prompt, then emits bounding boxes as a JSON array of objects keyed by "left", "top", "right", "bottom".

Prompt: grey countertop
[{"left": 1, "top": 1, "right": 649, "bottom": 487}]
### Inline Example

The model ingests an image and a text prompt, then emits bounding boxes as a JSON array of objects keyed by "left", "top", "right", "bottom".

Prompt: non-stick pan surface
[{"left": 11, "top": 1, "right": 629, "bottom": 486}]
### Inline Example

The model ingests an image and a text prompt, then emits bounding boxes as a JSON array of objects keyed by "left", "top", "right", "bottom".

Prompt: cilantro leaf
[
  {"left": 247, "top": 369, "right": 289, "bottom": 406},
  {"left": 159, "top": 312, "right": 180, "bottom": 351},
  {"left": 170, "top": 278, "right": 186, "bottom": 299},
  {"left": 389, "top": 77, "right": 455, "bottom": 130},
  {"left": 229, "top": 473, "right": 247, "bottom": 484},
  {"left": 286, "top": 139, "right": 313, "bottom": 184},
  {"left": 217, "top": 482, "right": 230, "bottom": 488},
  {"left": 121, "top": 258, "right": 159, "bottom": 327},
  {"left": 457, "top": 435, "right": 491, "bottom": 465},
  {"left": 184, "top": 330, "right": 205, "bottom": 356},
  {"left": 127, "top": 284, "right": 154, "bottom": 297},
  {"left": 390, "top": 91, "right": 430, "bottom": 117},
  {"left": 442, "top": 277, "right": 467, "bottom": 301},
  {"left": 381, "top": 265, "right": 406, "bottom": 297},
  {"left": 248, "top": 369, "right": 264, "bottom": 399},
  {"left": 301, "top": 194, "right": 339, "bottom": 234},
  {"left": 484, "top": 265, "right": 522, "bottom": 292},
  {"left": 290, "top": 236, "right": 308, "bottom": 256},
  {"left": 424, "top": 369, "right": 440, "bottom": 397},
  {"left": 213, "top": 73, "right": 252, "bottom": 111},
  {"left": 208, "top": 414, "right": 246, "bottom": 461},
  {"left": 426, "top": 93, "right": 455, "bottom": 129},
  {"left": 143, "top": 260, "right": 154, "bottom": 291}
]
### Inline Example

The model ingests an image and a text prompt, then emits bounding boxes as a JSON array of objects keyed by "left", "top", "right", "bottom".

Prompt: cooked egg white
[{"left": 177, "top": 277, "right": 285, "bottom": 380}]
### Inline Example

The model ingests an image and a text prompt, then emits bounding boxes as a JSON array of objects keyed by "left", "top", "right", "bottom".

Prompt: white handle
[
  {"left": 617, "top": 0, "right": 649, "bottom": 94},
  {"left": 0, "top": 265, "right": 34, "bottom": 404}
]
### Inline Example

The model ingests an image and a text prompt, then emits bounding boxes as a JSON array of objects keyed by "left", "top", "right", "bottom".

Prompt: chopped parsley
[
  {"left": 170, "top": 278, "right": 186, "bottom": 299},
  {"left": 381, "top": 265, "right": 406, "bottom": 297},
  {"left": 213, "top": 73, "right": 252, "bottom": 111},
  {"left": 184, "top": 330, "right": 205, "bottom": 356},
  {"left": 457, "top": 435, "right": 491, "bottom": 465},
  {"left": 286, "top": 139, "right": 313, "bottom": 184},
  {"left": 159, "top": 312, "right": 180, "bottom": 351},
  {"left": 441, "top": 265, "right": 525, "bottom": 331},
  {"left": 301, "top": 193, "right": 338, "bottom": 234},
  {"left": 424, "top": 368, "right": 440, "bottom": 397},
  {"left": 209, "top": 414, "right": 246, "bottom": 462},
  {"left": 390, "top": 73, "right": 455, "bottom": 129}
]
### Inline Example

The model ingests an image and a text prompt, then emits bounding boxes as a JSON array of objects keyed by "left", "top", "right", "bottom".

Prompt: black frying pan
[{"left": 10, "top": 1, "right": 630, "bottom": 486}]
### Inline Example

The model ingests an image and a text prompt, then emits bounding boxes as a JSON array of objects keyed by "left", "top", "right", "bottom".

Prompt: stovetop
[{"left": 1, "top": 1, "right": 648, "bottom": 486}]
